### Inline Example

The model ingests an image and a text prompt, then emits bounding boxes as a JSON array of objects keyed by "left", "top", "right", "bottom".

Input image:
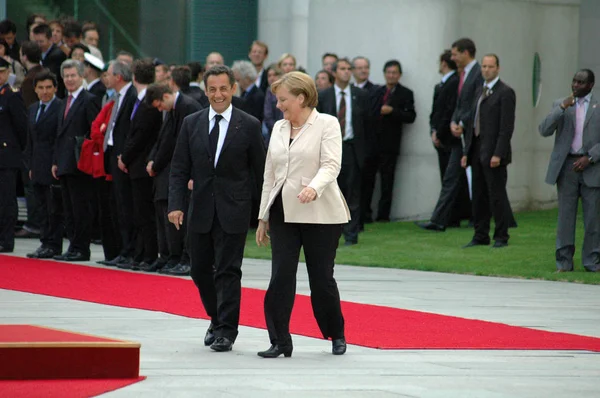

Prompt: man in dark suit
[
  {"left": 168, "top": 65, "right": 266, "bottom": 352},
  {"left": 101, "top": 60, "right": 138, "bottom": 267},
  {"left": 51, "top": 60, "right": 100, "bottom": 261},
  {"left": 248, "top": 40, "right": 269, "bottom": 93},
  {"left": 32, "top": 24, "right": 67, "bottom": 98},
  {"left": 171, "top": 65, "right": 209, "bottom": 108},
  {"left": 25, "top": 71, "right": 64, "bottom": 259},
  {"left": 119, "top": 59, "right": 162, "bottom": 269},
  {"left": 417, "top": 50, "right": 471, "bottom": 231},
  {"left": 143, "top": 84, "right": 202, "bottom": 274},
  {"left": 0, "top": 58, "right": 27, "bottom": 253},
  {"left": 83, "top": 53, "right": 106, "bottom": 109},
  {"left": 352, "top": 56, "right": 376, "bottom": 92},
  {"left": 0, "top": 19, "right": 20, "bottom": 61},
  {"left": 19, "top": 41, "right": 46, "bottom": 108},
  {"left": 461, "top": 54, "right": 516, "bottom": 248},
  {"left": 317, "top": 57, "right": 370, "bottom": 245},
  {"left": 232, "top": 60, "right": 264, "bottom": 122},
  {"left": 363, "top": 60, "right": 416, "bottom": 222}
]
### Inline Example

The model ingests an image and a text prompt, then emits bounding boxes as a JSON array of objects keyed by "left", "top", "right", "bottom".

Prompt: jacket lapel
[
  {"left": 218, "top": 108, "right": 241, "bottom": 161},
  {"left": 288, "top": 108, "right": 318, "bottom": 150},
  {"left": 37, "top": 99, "right": 59, "bottom": 125},
  {"left": 59, "top": 93, "right": 84, "bottom": 134},
  {"left": 584, "top": 95, "right": 597, "bottom": 131}
]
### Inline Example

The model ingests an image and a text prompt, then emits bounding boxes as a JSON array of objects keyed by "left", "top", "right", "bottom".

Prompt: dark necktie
[
  {"left": 36, "top": 103, "right": 46, "bottom": 123},
  {"left": 63, "top": 95, "right": 73, "bottom": 120},
  {"left": 210, "top": 114, "right": 223, "bottom": 161},
  {"left": 338, "top": 91, "right": 346, "bottom": 137}
]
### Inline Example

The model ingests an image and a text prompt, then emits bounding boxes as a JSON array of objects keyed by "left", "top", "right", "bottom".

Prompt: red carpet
[
  {"left": 0, "top": 377, "right": 145, "bottom": 397},
  {"left": 2, "top": 255, "right": 600, "bottom": 351}
]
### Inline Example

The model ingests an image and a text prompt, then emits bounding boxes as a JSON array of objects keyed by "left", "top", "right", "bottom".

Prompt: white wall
[{"left": 259, "top": 0, "right": 581, "bottom": 219}]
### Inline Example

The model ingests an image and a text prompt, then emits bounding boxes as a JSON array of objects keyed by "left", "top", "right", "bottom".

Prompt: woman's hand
[
  {"left": 298, "top": 187, "right": 317, "bottom": 204},
  {"left": 256, "top": 220, "right": 270, "bottom": 247}
]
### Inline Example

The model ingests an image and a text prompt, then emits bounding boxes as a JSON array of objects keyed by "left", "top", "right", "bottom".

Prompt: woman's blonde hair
[
  {"left": 270, "top": 71, "right": 318, "bottom": 108},
  {"left": 277, "top": 53, "right": 297, "bottom": 69}
]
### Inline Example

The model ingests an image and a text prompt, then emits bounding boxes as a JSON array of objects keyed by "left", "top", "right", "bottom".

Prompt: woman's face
[
  {"left": 280, "top": 57, "right": 296, "bottom": 74},
  {"left": 315, "top": 72, "right": 332, "bottom": 90},
  {"left": 276, "top": 85, "right": 304, "bottom": 122},
  {"left": 71, "top": 48, "right": 85, "bottom": 62},
  {"left": 51, "top": 24, "right": 63, "bottom": 44},
  {"left": 267, "top": 69, "right": 281, "bottom": 86}
]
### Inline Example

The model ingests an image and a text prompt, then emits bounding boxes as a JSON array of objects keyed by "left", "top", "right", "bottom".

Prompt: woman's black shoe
[{"left": 257, "top": 344, "right": 293, "bottom": 358}]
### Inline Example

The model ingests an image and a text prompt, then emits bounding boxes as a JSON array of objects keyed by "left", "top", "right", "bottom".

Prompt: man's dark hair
[
  {"left": 383, "top": 59, "right": 402, "bottom": 74},
  {"left": 203, "top": 65, "right": 236, "bottom": 87},
  {"left": 440, "top": 49, "right": 457, "bottom": 70},
  {"left": 187, "top": 61, "right": 203, "bottom": 80},
  {"left": 451, "top": 38, "right": 476, "bottom": 58},
  {"left": 69, "top": 43, "right": 90, "bottom": 56},
  {"left": 581, "top": 69, "right": 596, "bottom": 84},
  {"left": 0, "top": 19, "right": 17, "bottom": 35},
  {"left": 332, "top": 57, "right": 352, "bottom": 73},
  {"left": 63, "top": 21, "right": 82, "bottom": 39},
  {"left": 322, "top": 52, "right": 338, "bottom": 62},
  {"left": 82, "top": 23, "right": 98, "bottom": 38},
  {"left": 0, "top": 39, "right": 9, "bottom": 56},
  {"left": 32, "top": 24, "right": 52, "bottom": 39},
  {"left": 20, "top": 41, "right": 42, "bottom": 64},
  {"left": 33, "top": 69, "right": 57, "bottom": 87},
  {"left": 132, "top": 58, "right": 155, "bottom": 85},
  {"left": 171, "top": 66, "right": 192, "bottom": 89},
  {"left": 316, "top": 69, "right": 335, "bottom": 85},
  {"left": 26, "top": 14, "right": 46, "bottom": 32},
  {"left": 117, "top": 50, "right": 134, "bottom": 58},
  {"left": 144, "top": 83, "right": 173, "bottom": 107},
  {"left": 483, "top": 53, "right": 500, "bottom": 67}
]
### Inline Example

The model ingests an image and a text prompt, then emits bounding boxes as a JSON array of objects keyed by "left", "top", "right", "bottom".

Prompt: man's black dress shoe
[
  {"left": 584, "top": 266, "right": 600, "bottom": 272},
  {"left": 97, "top": 255, "right": 127, "bottom": 266},
  {"left": 165, "top": 263, "right": 191, "bottom": 276},
  {"left": 158, "top": 262, "right": 179, "bottom": 274},
  {"left": 257, "top": 344, "right": 293, "bottom": 358},
  {"left": 332, "top": 338, "right": 347, "bottom": 355},
  {"left": 53, "top": 251, "right": 72, "bottom": 260},
  {"left": 462, "top": 240, "right": 490, "bottom": 249},
  {"left": 27, "top": 246, "right": 46, "bottom": 258},
  {"left": 62, "top": 252, "right": 90, "bottom": 262},
  {"left": 204, "top": 324, "right": 216, "bottom": 346},
  {"left": 117, "top": 261, "right": 140, "bottom": 270},
  {"left": 210, "top": 337, "right": 233, "bottom": 352},
  {"left": 36, "top": 248, "right": 59, "bottom": 259},
  {"left": 0, "top": 245, "right": 14, "bottom": 253},
  {"left": 415, "top": 221, "right": 446, "bottom": 232},
  {"left": 493, "top": 241, "right": 508, "bottom": 248},
  {"left": 139, "top": 260, "right": 166, "bottom": 272}
]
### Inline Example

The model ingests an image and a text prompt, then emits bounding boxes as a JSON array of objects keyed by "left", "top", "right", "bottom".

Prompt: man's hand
[
  {"left": 380, "top": 105, "right": 393, "bottom": 115},
  {"left": 146, "top": 161, "right": 155, "bottom": 177},
  {"left": 573, "top": 156, "right": 590, "bottom": 172},
  {"left": 432, "top": 131, "right": 441, "bottom": 148},
  {"left": 117, "top": 155, "right": 128, "bottom": 173},
  {"left": 168, "top": 210, "right": 184, "bottom": 230},
  {"left": 188, "top": 179, "right": 193, "bottom": 191},
  {"left": 256, "top": 220, "right": 270, "bottom": 247},
  {"left": 490, "top": 155, "right": 501, "bottom": 168},
  {"left": 298, "top": 187, "right": 317, "bottom": 204},
  {"left": 51, "top": 165, "right": 59, "bottom": 180},
  {"left": 461, "top": 156, "right": 468, "bottom": 169},
  {"left": 451, "top": 121, "right": 464, "bottom": 137},
  {"left": 561, "top": 93, "right": 575, "bottom": 110}
]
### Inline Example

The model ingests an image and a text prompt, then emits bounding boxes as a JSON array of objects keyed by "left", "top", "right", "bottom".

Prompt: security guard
[{"left": 0, "top": 57, "right": 27, "bottom": 252}]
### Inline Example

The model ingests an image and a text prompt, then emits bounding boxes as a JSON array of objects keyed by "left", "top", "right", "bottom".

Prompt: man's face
[
  {"left": 352, "top": 58, "right": 369, "bottom": 83},
  {"left": 315, "top": 72, "right": 331, "bottom": 90},
  {"left": 50, "top": 24, "right": 62, "bottom": 44},
  {"left": 206, "top": 54, "right": 224, "bottom": 69},
  {"left": 451, "top": 47, "right": 469, "bottom": 69},
  {"left": 384, "top": 65, "right": 401, "bottom": 86},
  {"left": 155, "top": 66, "right": 170, "bottom": 83},
  {"left": 481, "top": 56, "right": 499, "bottom": 83},
  {"left": 334, "top": 61, "right": 352, "bottom": 86},
  {"left": 33, "top": 33, "right": 51, "bottom": 52},
  {"left": 71, "top": 48, "right": 85, "bottom": 63},
  {"left": 206, "top": 73, "right": 235, "bottom": 114},
  {"left": 322, "top": 56, "right": 337, "bottom": 72},
  {"left": 34, "top": 79, "right": 57, "bottom": 102},
  {"left": 572, "top": 71, "right": 594, "bottom": 98},
  {"left": 152, "top": 93, "right": 175, "bottom": 112},
  {"left": 233, "top": 70, "right": 250, "bottom": 91},
  {"left": 104, "top": 64, "right": 117, "bottom": 89},
  {"left": 83, "top": 30, "right": 99, "bottom": 47},
  {"left": 249, "top": 44, "right": 267, "bottom": 67},
  {"left": 0, "top": 69, "right": 9, "bottom": 86},
  {"left": 62, "top": 66, "right": 83, "bottom": 92},
  {"left": 2, "top": 31, "right": 15, "bottom": 46},
  {"left": 64, "top": 35, "right": 80, "bottom": 48}
]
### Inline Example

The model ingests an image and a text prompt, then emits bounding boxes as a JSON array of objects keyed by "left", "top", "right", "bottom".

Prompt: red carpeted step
[
  {"left": 0, "top": 325, "right": 140, "bottom": 380},
  {"left": 0, "top": 377, "right": 145, "bottom": 398}
]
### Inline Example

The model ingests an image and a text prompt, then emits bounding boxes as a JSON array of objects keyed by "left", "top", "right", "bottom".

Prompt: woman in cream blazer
[{"left": 256, "top": 72, "right": 350, "bottom": 359}]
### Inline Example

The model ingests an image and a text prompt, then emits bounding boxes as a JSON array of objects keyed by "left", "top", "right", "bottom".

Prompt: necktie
[
  {"left": 63, "top": 95, "right": 73, "bottom": 120},
  {"left": 103, "top": 93, "right": 121, "bottom": 151},
  {"left": 474, "top": 86, "right": 490, "bottom": 137},
  {"left": 210, "top": 114, "right": 223, "bottom": 162},
  {"left": 36, "top": 103, "right": 46, "bottom": 123},
  {"left": 458, "top": 70, "right": 466, "bottom": 96},
  {"left": 572, "top": 98, "right": 586, "bottom": 153},
  {"left": 338, "top": 91, "right": 346, "bottom": 137},
  {"left": 130, "top": 98, "right": 141, "bottom": 120}
]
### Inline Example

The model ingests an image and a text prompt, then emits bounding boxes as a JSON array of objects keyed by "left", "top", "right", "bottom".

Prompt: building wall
[{"left": 259, "top": 0, "right": 580, "bottom": 220}]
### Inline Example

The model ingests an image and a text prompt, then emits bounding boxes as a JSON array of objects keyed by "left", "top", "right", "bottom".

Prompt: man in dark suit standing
[
  {"left": 0, "top": 58, "right": 27, "bottom": 253},
  {"left": 461, "top": 54, "right": 516, "bottom": 248},
  {"left": 25, "top": 71, "right": 64, "bottom": 259},
  {"left": 232, "top": 60, "right": 264, "bottom": 122},
  {"left": 363, "top": 60, "right": 416, "bottom": 222},
  {"left": 171, "top": 65, "right": 209, "bottom": 108},
  {"left": 317, "top": 57, "right": 370, "bottom": 245},
  {"left": 118, "top": 59, "right": 162, "bottom": 270},
  {"left": 19, "top": 41, "right": 46, "bottom": 108},
  {"left": 143, "top": 84, "right": 202, "bottom": 274},
  {"left": 168, "top": 65, "right": 266, "bottom": 352},
  {"left": 32, "top": 24, "right": 67, "bottom": 98},
  {"left": 52, "top": 60, "right": 100, "bottom": 261},
  {"left": 352, "top": 56, "right": 376, "bottom": 92}
]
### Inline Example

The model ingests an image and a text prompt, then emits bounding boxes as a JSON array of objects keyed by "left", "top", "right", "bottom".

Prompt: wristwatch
[{"left": 588, "top": 154, "right": 594, "bottom": 164}]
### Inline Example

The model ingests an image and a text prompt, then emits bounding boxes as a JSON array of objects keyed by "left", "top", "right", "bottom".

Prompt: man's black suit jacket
[
  {"left": 372, "top": 83, "right": 416, "bottom": 154},
  {"left": 88, "top": 80, "right": 107, "bottom": 110},
  {"left": 149, "top": 92, "right": 202, "bottom": 201},
  {"left": 317, "top": 85, "right": 370, "bottom": 168},
  {"left": 109, "top": 84, "right": 137, "bottom": 155},
  {"left": 241, "top": 85, "right": 265, "bottom": 122},
  {"left": 168, "top": 106, "right": 266, "bottom": 234},
  {"left": 121, "top": 99, "right": 162, "bottom": 180},
  {"left": 26, "top": 98, "right": 62, "bottom": 185},
  {"left": 0, "top": 85, "right": 27, "bottom": 169},
  {"left": 42, "top": 44, "right": 67, "bottom": 98},
  {"left": 257, "top": 69, "right": 269, "bottom": 93},
  {"left": 452, "top": 62, "right": 483, "bottom": 131},
  {"left": 53, "top": 89, "right": 100, "bottom": 176},
  {"left": 430, "top": 73, "right": 460, "bottom": 147},
  {"left": 181, "top": 86, "right": 209, "bottom": 108},
  {"left": 464, "top": 80, "right": 516, "bottom": 166}
]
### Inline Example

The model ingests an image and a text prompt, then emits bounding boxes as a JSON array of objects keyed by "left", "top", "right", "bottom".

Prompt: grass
[{"left": 243, "top": 208, "right": 600, "bottom": 285}]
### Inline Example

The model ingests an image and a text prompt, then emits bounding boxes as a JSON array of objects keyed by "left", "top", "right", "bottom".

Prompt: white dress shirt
[
  {"left": 208, "top": 104, "right": 233, "bottom": 167},
  {"left": 334, "top": 84, "right": 353, "bottom": 140}
]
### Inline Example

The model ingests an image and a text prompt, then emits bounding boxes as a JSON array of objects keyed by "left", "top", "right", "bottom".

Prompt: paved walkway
[{"left": 2, "top": 239, "right": 599, "bottom": 397}]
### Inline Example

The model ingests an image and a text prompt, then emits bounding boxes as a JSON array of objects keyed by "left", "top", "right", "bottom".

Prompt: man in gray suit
[{"left": 539, "top": 69, "right": 600, "bottom": 273}]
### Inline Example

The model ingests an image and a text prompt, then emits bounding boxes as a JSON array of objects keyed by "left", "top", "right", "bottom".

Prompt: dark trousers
[
  {"left": 189, "top": 214, "right": 247, "bottom": 342},
  {"left": 435, "top": 145, "right": 451, "bottom": 182},
  {"left": 94, "top": 178, "right": 122, "bottom": 261},
  {"left": 431, "top": 145, "right": 472, "bottom": 227},
  {"left": 106, "top": 148, "right": 136, "bottom": 258},
  {"left": 154, "top": 199, "right": 169, "bottom": 263},
  {"left": 33, "top": 183, "right": 64, "bottom": 252},
  {"left": 131, "top": 177, "right": 157, "bottom": 263},
  {"left": 265, "top": 194, "right": 344, "bottom": 345},
  {"left": 60, "top": 173, "right": 93, "bottom": 255},
  {"left": 471, "top": 138, "right": 513, "bottom": 243},
  {"left": 338, "top": 141, "right": 360, "bottom": 243},
  {"left": 362, "top": 151, "right": 398, "bottom": 222},
  {"left": 21, "top": 165, "right": 42, "bottom": 231},
  {"left": 0, "top": 168, "right": 18, "bottom": 250},
  {"left": 156, "top": 199, "right": 189, "bottom": 265}
]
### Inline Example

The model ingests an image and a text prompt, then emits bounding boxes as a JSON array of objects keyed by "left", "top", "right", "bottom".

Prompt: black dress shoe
[
  {"left": 415, "top": 221, "right": 446, "bottom": 232},
  {"left": 26, "top": 246, "right": 46, "bottom": 258},
  {"left": 117, "top": 261, "right": 139, "bottom": 270},
  {"left": 63, "top": 251, "right": 90, "bottom": 261},
  {"left": 332, "top": 338, "right": 347, "bottom": 355},
  {"left": 139, "top": 260, "right": 166, "bottom": 272},
  {"left": 584, "top": 266, "right": 600, "bottom": 272},
  {"left": 462, "top": 240, "right": 490, "bottom": 249},
  {"left": 257, "top": 344, "right": 293, "bottom": 358},
  {"left": 158, "top": 262, "right": 179, "bottom": 274},
  {"left": 165, "top": 263, "right": 191, "bottom": 276},
  {"left": 210, "top": 337, "right": 233, "bottom": 352},
  {"left": 0, "top": 245, "right": 14, "bottom": 253},
  {"left": 493, "top": 241, "right": 508, "bottom": 248},
  {"left": 53, "top": 251, "right": 72, "bottom": 260},
  {"left": 97, "top": 255, "right": 127, "bottom": 266},
  {"left": 204, "top": 324, "right": 216, "bottom": 346},
  {"left": 37, "top": 248, "right": 59, "bottom": 259}
]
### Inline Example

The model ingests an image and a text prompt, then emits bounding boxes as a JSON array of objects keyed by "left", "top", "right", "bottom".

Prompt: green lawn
[{"left": 243, "top": 208, "right": 600, "bottom": 285}]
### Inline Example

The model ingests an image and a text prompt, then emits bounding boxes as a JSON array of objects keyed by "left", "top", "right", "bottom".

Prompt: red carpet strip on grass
[
  {"left": 2, "top": 255, "right": 600, "bottom": 351},
  {"left": 0, "top": 377, "right": 145, "bottom": 398}
]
